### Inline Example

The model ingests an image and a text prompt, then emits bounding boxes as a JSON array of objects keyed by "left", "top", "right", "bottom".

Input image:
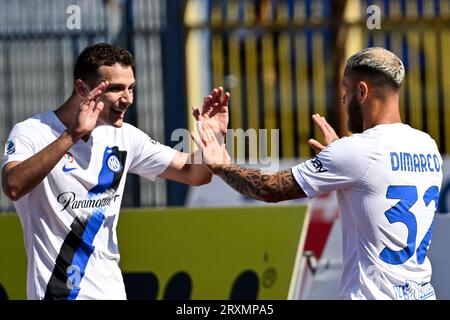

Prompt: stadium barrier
[{"left": 0, "top": 205, "right": 309, "bottom": 300}]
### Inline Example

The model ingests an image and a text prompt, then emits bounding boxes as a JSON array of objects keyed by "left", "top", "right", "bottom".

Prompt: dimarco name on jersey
[{"left": 390, "top": 152, "right": 441, "bottom": 173}]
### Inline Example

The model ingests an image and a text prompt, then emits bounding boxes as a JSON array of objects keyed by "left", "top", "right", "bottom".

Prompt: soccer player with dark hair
[{"left": 2, "top": 43, "right": 229, "bottom": 300}]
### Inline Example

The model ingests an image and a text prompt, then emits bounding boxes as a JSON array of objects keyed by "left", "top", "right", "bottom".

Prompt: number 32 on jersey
[{"left": 380, "top": 185, "right": 439, "bottom": 265}]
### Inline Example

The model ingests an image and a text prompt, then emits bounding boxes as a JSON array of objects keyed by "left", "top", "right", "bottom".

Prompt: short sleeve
[
  {"left": 291, "top": 137, "right": 370, "bottom": 198},
  {"left": 2, "top": 122, "right": 36, "bottom": 168},
  {"left": 128, "top": 128, "right": 177, "bottom": 181}
]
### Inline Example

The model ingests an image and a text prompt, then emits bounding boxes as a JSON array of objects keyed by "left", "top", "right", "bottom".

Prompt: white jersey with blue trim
[
  {"left": 291, "top": 123, "right": 443, "bottom": 300},
  {"left": 2, "top": 111, "right": 177, "bottom": 300}
]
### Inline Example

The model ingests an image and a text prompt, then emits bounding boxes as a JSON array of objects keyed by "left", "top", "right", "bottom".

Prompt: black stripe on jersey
[
  {"left": 43, "top": 216, "right": 87, "bottom": 300},
  {"left": 44, "top": 146, "right": 127, "bottom": 300},
  {"left": 109, "top": 147, "right": 127, "bottom": 192}
]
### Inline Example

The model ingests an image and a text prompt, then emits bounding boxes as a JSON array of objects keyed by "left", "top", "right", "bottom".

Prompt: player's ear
[
  {"left": 357, "top": 81, "right": 369, "bottom": 103},
  {"left": 74, "top": 79, "right": 89, "bottom": 98}
]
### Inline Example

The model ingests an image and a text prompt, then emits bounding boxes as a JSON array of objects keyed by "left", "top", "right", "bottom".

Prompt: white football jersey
[
  {"left": 292, "top": 123, "right": 443, "bottom": 300},
  {"left": 2, "top": 111, "right": 177, "bottom": 300}
]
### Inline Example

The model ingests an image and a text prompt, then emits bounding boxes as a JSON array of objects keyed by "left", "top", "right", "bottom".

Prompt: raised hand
[
  {"left": 192, "top": 87, "right": 230, "bottom": 136},
  {"left": 308, "top": 113, "right": 339, "bottom": 152},
  {"left": 67, "top": 81, "right": 109, "bottom": 140},
  {"left": 191, "top": 121, "right": 231, "bottom": 169}
]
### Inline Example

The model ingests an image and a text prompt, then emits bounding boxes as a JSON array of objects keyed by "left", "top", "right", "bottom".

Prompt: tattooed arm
[
  {"left": 210, "top": 165, "right": 306, "bottom": 203},
  {"left": 191, "top": 121, "right": 306, "bottom": 202}
]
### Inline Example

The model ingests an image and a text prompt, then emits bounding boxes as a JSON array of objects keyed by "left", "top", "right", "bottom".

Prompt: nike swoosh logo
[{"left": 62, "top": 165, "right": 77, "bottom": 172}]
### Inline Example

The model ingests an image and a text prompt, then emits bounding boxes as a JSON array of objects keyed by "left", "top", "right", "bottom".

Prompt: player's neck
[
  {"left": 54, "top": 95, "right": 91, "bottom": 142},
  {"left": 363, "top": 98, "right": 402, "bottom": 130},
  {"left": 54, "top": 94, "right": 82, "bottom": 129},
  {"left": 364, "top": 114, "right": 402, "bottom": 130}
]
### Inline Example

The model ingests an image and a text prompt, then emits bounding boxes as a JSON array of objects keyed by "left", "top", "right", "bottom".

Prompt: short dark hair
[{"left": 73, "top": 43, "right": 134, "bottom": 83}]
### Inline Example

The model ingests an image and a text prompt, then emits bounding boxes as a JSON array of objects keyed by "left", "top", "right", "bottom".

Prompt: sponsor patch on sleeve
[
  {"left": 311, "top": 156, "right": 328, "bottom": 173},
  {"left": 4, "top": 139, "right": 16, "bottom": 156}
]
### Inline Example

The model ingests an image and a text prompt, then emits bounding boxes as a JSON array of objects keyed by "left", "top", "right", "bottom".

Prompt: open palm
[
  {"left": 192, "top": 87, "right": 229, "bottom": 135},
  {"left": 191, "top": 121, "right": 231, "bottom": 168}
]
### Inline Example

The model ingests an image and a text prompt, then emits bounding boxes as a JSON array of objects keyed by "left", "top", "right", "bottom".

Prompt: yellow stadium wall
[{"left": 0, "top": 206, "right": 309, "bottom": 300}]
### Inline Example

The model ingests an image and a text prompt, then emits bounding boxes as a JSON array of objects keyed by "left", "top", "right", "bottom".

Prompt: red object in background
[{"left": 303, "top": 192, "right": 339, "bottom": 260}]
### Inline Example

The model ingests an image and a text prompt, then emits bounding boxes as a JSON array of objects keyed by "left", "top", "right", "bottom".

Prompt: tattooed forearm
[{"left": 211, "top": 165, "right": 306, "bottom": 203}]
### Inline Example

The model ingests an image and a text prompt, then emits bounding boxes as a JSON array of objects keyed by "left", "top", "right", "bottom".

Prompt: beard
[{"left": 347, "top": 97, "right": 364, "bottom": 133}]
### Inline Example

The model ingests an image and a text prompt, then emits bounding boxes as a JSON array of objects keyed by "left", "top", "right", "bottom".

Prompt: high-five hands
[
  {"left": 192, "top": 87, "right": 230, "bottom": 137},
  {"left": 191, "top": 121, "right": 231, "bottom": 170},
  {"left": 67, "top": 81, "right": 109, "bottom": 140},
  {"left": 308, "top": 113, "right": 339, "bottom": 152}
]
